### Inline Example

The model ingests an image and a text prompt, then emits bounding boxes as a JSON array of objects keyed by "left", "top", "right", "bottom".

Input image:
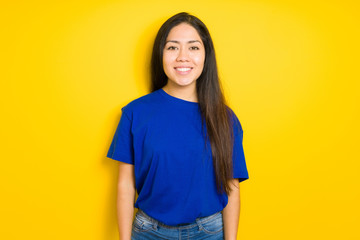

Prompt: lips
[{"left": 174, "top": 67, "right": 193, "bottom": 74}]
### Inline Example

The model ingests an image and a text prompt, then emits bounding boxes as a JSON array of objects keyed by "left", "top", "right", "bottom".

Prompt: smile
[{"left": 174, "top": 67, "right": 193, "bottom": 74}]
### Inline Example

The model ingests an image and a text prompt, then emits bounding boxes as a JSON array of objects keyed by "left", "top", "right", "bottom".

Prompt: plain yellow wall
[{"left": 1, "top": 0, "right": 359, "bottom": 239}]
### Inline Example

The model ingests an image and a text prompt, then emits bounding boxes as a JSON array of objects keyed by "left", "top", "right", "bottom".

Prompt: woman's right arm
[{"left": 117, "top": 161, "right": 136, "bottom": 240}]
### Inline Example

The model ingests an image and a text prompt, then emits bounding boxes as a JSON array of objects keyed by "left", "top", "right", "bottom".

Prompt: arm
[
  {"left": 222, "top": 178, "right": 240, "bottom": 240},
  {"left": 117, "top": 161, "right": 136, "bottom": 240}
]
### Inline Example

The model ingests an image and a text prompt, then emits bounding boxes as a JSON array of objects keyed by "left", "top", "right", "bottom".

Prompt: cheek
[
  {"left": 193, "top": 54, "right": 205, "bottom": 67},
  {"left": 163, "top": 53, "right": 176, "bottom": 68},
  {"left": 162, "top": 58, "right": 170, "bottom": 71}
]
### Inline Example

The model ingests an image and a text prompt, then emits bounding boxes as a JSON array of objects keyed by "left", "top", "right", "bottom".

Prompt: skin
[
  {"left": 116, "top": 22, "right": 241, "bottom": 240},
  {"left": 117, "top": 162, "right": 136, "bottom": 240},
  {"left": 162, "top": 23, "right": 205, "bottom": 102},
  {"left": 222, "top": 179, "right": 241, "bottom": 240}
]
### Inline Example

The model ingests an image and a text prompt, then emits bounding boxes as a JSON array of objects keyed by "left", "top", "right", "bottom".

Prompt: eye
[
  {"left": 166, "top": 46, "right": 177, "bottom": 50},
  {"left": 190, "top": 46, "right": 200, "bottom": 50}
]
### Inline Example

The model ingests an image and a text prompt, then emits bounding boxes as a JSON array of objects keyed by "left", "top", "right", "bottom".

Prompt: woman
[{"left": 107, "top": 12, "right": 249, "bottom": 240}]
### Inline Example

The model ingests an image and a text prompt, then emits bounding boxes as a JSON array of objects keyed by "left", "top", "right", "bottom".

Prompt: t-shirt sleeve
[
  {"left": 106, "top": 107, "right": 134, "bottom": 165},
  {"left": 231, "top": 112, "right": 249, "bottom": 183}
]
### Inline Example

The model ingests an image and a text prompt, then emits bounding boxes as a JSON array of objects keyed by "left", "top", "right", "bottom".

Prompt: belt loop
[
  {"left": 150, "top": 215, "right": 158, "bottom": 231},
  {"left": 195, "top": 218, "right": 203, "bottom": 231},
  {"left": 153, "top": 221, "right": 158, "bottom": 231}
]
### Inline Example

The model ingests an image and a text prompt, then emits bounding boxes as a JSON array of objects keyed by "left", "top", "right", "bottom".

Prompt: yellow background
[{"left": 1, "top": 0, "right": 359, "bottom": 239}]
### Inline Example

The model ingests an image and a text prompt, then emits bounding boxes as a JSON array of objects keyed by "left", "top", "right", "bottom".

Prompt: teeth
[{"left": 176, "top": 68, "right": 191, "bottom": 72}]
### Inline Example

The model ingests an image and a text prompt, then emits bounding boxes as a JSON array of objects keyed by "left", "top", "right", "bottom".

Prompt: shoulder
[
  {"left": 226, "top": 106, "right": 243, "bottom": 134},
  {"left": 121, "top": 89, "right": 163, "bottom": 118}
]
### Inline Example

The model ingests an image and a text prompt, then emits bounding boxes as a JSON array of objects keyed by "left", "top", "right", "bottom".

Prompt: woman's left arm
[{"left": 222, "top": 179, "right": 240, "bottom": 240}]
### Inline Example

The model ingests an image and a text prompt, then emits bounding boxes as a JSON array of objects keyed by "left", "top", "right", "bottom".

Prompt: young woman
[{"left": 107, "top": 12, "right": 249, "bottom": 240}]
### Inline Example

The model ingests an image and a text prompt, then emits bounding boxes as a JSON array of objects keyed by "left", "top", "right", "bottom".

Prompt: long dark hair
[{"left": 150, "top": 12, "right": 236, "bottom": 195}]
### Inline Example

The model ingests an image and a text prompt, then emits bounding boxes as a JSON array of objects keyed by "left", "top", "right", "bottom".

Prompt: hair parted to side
[{"left": 150, "top": 12, "right": 237, "bottom": 195}]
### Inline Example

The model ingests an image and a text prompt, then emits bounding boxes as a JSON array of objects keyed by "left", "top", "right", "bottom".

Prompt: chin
[
  {"left": 174, "top": 78, "right": 196, "bottom": 86},
  {"left": 176, "top": 81, "right": 195, "bottom": 87}
]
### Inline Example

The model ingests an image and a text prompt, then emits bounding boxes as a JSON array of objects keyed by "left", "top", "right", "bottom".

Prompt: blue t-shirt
[{"left": 107, "top": 88, "right": 249, "bottom": 226}]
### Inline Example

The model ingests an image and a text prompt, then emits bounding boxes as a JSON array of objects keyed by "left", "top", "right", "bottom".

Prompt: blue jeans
[{"left": 131, "top": 209, "right": 224, "bottom": 240}]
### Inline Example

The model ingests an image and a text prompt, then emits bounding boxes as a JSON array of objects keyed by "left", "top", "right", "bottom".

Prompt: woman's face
[{"left": 163, "top": 23, "right": 205, "bottom": 90}]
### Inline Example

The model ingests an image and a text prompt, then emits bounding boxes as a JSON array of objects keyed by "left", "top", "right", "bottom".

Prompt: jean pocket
[
  {"left": 133, "top": 212, "right": 155, "bottom": 232},
  {"left": 200, "top": 213, "right": 224, "bottom": 234}
]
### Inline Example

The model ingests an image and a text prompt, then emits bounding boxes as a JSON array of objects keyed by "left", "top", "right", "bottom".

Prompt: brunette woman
[{"left": 107, "top": 12, "right": 249, "bottom": 240}]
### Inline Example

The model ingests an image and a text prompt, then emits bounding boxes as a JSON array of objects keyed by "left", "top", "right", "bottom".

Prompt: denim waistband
[{"left": 136, "top": 209, "right": 222, "bottom": 229}]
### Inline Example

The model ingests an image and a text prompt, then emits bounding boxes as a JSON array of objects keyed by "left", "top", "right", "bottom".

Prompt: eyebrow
[{"left": 165, "top": 40, "right": 202, "bottom": 44}]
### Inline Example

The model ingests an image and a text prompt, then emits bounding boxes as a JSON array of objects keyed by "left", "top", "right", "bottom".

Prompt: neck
[{"left": 162, "top": 82, "right": 198, "bottom": 103}]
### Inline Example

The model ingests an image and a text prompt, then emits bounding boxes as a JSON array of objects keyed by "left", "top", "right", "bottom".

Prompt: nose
[{"left": 176, "top": 48, "right": 189, "bottom": 62}]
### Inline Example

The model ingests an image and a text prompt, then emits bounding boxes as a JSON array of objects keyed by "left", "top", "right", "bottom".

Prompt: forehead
[{"left": 166, "top": 23, "right": 202, "bottom": 42}]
